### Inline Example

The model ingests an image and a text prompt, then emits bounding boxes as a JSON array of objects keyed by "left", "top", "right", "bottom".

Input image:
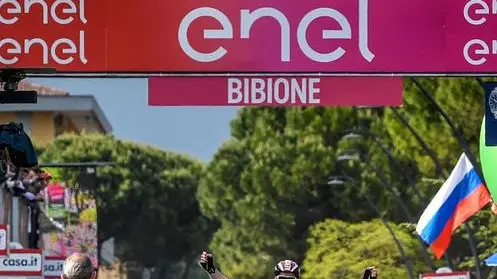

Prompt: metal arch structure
[
  {"left": 24, "top": 73, "right": 497, "bottom": 78},
  {"left": 0, "top": 2, "right": 494, "bottom": 278}
]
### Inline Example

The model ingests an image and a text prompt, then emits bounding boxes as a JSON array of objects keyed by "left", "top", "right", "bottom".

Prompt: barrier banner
[
  {"left": 1, "top": 0, "right": 497, "bottom": 73},
  {"left": 45, "top": 183, "right": 69, "bottom": 220},
  {"left": 0, "top": 225, "right": 8, "bottom": 256},
  {"left": 0, "top": 249, "right": 43, "bottom": 277},
  {"left": 420, "top": 271, "right": 470, "bottom": 279},
  {"left": 44, "top": 256, "right": 65, "bottom": 279}
]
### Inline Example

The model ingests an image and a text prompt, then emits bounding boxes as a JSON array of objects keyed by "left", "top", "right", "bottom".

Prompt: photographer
[{"left": 199, "top": 251, "right": 378, "bottom": 279}]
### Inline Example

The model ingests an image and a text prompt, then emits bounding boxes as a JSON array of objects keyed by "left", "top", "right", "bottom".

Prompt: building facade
[{"left": 0, "top": 81, "right": 112, "bottom": 144}]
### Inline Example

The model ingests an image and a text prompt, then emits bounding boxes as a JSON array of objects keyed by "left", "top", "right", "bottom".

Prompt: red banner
[
  {"left": 0, "top": 224, "right": 8, "bottom": 256},
  {"left": 0, "top": 249, "right": 43, "bottom": 277},
  {"left": 1, "top": 0, "right": 497, "bottom": 73},
  {"left": 148, "top": 76, "right": 403, "bottom": 106}
]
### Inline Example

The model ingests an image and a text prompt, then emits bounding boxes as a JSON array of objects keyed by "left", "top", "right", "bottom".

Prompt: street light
[
  {"left": 341, "top": 129, "right": 424, "bottom": 199},
  {"left": 326, "top": 174, "right": 416, "bottom": 279},
  {"left": 336, "top": 154, "right": 360, "bottom": 162},
  {"left": 327, "top": 176, "right": 346, "bottom": 186},
  {"left": 341, "top": 133, "right": 363, "bottom": 141},
  {"left": 337, "top": 152, "right": 415, "bottom": 221}
]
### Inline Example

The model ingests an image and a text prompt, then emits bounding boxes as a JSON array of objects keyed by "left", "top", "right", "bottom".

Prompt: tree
[
  {"left": 373, "top": 78, "right": 497, "bottom": 273},
  {"left": 198, "top": 77, "right": 495, "bottom": 279},
  {"left": 197, "top": 107, "right": 404, "bottom": 279},
  {"left": 39, "top": 133, "right": 213, "bottom": 277},
  {"left": 303, "top": 219, "right": 430, "bottom": 279},
  {"left": 382, "top": 78, "right": 484, "bottom": 179}
]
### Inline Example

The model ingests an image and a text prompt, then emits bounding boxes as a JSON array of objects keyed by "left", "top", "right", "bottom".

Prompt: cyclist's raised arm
[
  {"left": 361, "top": 266, "right": 378, "bottom": 279},
  {"left": 199, "top": 251, "right": 232, "bottom": 279}
]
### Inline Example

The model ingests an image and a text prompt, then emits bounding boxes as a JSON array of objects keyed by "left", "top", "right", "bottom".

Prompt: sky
[{"left": 30, "top": 78, "right": 240, "bottom": 162}]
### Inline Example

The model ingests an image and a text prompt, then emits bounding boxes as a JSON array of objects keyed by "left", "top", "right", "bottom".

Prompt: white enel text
[
  {"left": 0, "top": 0, "right": 88, "bottom": 66},
  {"left": 178, "top": 0, "right": 374, "bottom": 63},
  {"left": 463, "top": 0, "right": 497, "bottom": 65}
]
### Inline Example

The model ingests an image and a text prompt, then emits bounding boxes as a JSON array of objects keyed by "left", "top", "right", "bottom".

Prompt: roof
[
  {"left": 18, "top": 81, "right": 69, "bottom": 96},
  {"left": 1, "top": 81, "right": 112, "bottom": 133}
]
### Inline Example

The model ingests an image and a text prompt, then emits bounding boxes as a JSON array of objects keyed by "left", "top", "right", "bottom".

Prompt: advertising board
[
  {"left": 1, "top": 0, "right": 497, "bottom": 74},
  {"left": 0, "top": 249, "right": 43, "bottom": 277},
  {"left": 43, "top": 256, "right": 64, "bottom": 279},
  {"left": 148, "top": 76, "right": 403, "bottom": 106},
  {"left": 0, "top": 225, "right": 8, "bottom": 256},
  {"left": 41, "top": 185, "right": 98, "bottom": 267},
  {"left": 420, "top": 271, "right": 470, "bottom": 279}
]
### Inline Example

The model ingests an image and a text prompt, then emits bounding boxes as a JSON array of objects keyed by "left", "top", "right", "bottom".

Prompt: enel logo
[{"left": 178, "top": 0, "right": 374, "bottom": 63}]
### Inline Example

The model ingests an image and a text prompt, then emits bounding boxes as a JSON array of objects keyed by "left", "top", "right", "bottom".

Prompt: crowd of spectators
[
  {"left": 4, "top": 165, "right": 52, "bottom": 201},
  {"left": 2, "top": 165, "right": 53, "bottom": 248}
]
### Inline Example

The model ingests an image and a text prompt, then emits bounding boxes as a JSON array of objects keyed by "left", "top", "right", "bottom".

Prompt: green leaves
[
  {"left": 39, "top": 133, "right": 212, "bottom": 270},
  {"left": 34, "top": 77, "right": 497, "bottom": 278},
  {"left": 303, "top": 219, "right": 428, "bottom": 279},
  {"left": 199, "top": 77, "right": 497, "bottom": 279},
  {"left": 198, "top": 107, "right": 362, "bottom": 279}
]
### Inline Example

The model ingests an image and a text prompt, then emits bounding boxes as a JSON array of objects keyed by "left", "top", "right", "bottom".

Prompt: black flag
[{"left": 484, "top": 82, "right": 497, "bottom": 146}]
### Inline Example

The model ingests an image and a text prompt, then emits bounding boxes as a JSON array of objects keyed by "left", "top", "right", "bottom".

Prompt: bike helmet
[{"left": 274, "top": 260, "right": 300, "bottom": 278}]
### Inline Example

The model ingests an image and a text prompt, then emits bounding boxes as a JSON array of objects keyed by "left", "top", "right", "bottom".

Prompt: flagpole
[{"left": 387, "top": 102, "right": 482, "bottom": 279}]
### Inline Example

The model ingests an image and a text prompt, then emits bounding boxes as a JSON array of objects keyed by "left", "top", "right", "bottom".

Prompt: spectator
[{"left": 61, "top": 252, "right": 96, "bottom": 279}]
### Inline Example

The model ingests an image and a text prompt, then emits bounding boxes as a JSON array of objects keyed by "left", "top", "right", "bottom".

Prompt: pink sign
[
  {"left": 148, "top": 77, "right": 402, "bottom": 106},
  {"left": 421, "top": 271, "right": 470, "bottom": 279},
  {"left": 1, "top": 0, "right": 496, "bottom": 73}
]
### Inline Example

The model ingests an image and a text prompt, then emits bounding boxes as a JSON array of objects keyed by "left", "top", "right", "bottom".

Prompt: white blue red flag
[{"left": 416, "top": 153, "right": 491, "bottom": 258}]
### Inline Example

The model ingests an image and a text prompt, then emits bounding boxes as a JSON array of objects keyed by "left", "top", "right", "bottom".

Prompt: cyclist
[{"left": 199, "top": 251, "right": 377, "bottom": 279}]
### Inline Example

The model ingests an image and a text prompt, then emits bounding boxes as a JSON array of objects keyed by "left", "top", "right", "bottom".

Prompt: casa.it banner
[
  {"left": 44, "top": 255, "right": 65, "bottom": 279},
  {"left": 1, "top": 0, "right": 497, "bottom": 73}
]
